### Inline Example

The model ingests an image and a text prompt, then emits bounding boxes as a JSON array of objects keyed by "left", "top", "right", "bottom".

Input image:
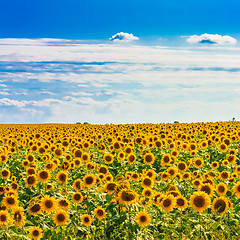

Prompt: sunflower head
[
  {"left": 190, "top": 191, "right": 211, "bottom": 213},
  {"left": 135, "top": 211, "right": 151, "bottom": 227}
]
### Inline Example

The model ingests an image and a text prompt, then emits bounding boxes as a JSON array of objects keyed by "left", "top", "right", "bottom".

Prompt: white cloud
[
  {"left": 109, "top": 32, "right": 139, "bottom": 42},
  {"left": 187, "top": 33, "right": 237, "bottom": 45}
]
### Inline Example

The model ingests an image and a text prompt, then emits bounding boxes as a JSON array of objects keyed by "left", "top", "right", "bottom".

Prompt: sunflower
[
  {"left": 41, "top": 196, "right": 57, "bottom": 213},
  {"left": 232, "top": 181, "right": 240, "bottom": 197},
  {"left": 103, "top": 153, "right": 114, "bottom": 165},
  {"left": 94, "top": 207, "right": 106, "bottom": 220},
  {"left": 117, "top": 151, "right": 125, "bottom": 162},
  {"left": 216, "top": 183, "right": 227, "bottom": 196},
  {"left": 142, "top": 188, "right": 154, "bottom": 198},
  {"left": 182, "top": 172, "right": 191, "bottom": 181},
  {"left": 127, "top": 154, "right": 136, "bottom": 165},
  {"left": 167, "top": 167, "right": 178, "bottom": 178},
  {"left": 72, "top": 192, "right": 83, "bottom": 204},
  {"left": 3, "top": 195, "right": 18, "bottom": 209},
  {"left": 219, "top": 143, "right": 228, "bottom": 153},
  {"left": 56, "top": 171, "right": 68, "bottom": 184},
  {"left": 144, "top": 152, "right": 155, "bottom": 165},
  {"left": 118, "top": 189, "right": 139, "bottom": 205},
  {"left": 131, "top": 173, "right": 139, "bottom": 181},
  {"left": 26, "top": 154, "right": 35, "bottom": 163},
  {"left": 161, "top": 154, "right": 171, "bottom": 166},
  {"left": 160, "top": 195, "right": 176, "bottom": 212},
  {"left": 190, "top": 191, "right": 211, "bottom": 213},
  {"left": 1, "top": 169, "right": 10, "bottom": 179},
  {"left": 29, "top": 226, "right": 43, "bottom": 240},
  {"left": 177, "top": 162, "right": 187, "bottom": 173},
  {"left": 135, "top": 211, "right": 151, "bottom": 227},
  {"left": 38, "top": 170, "right": 51, "bottom": 183},
  {"left": 175, "top": 196, "right": 188, "bottom": 210},
  {"left": 10, "top": 182, "right": 19, "bottom": 192},
  {"left": 104, "top": 182, "right": 117, "bottom": 195},
  {"left": 73, "top": 179, "right": 82, "bottom": 191},
  {"left": 219, "top": 171, "right": 229, "bottom": 181},
  {"left": 82, "top": 152, "right": 90, "bottom": 162},
  {"left": 12, "top": 206, "right": 25, "bottom": 228},
  {"left": 53, "top": 210, "right": 70, "bottom": 226},
  {"left": 22, "top": 160, "right": 30, "bottom": 168},
  {"left": 29, "top": 203, "right": 42, "bottom": 216},
  {"left": 0, "top": 154, "right": 8, "bottom": 163},
  {"left": 141, "top": 177, "right": 153, "bottom": 188},
  {"left": 0, "top": 210, "right": 12, "bottom": 228},
  {"left": 227, "top": 155, "right": 236, "bottom": 165},
  {"left": 58, "top": 199, "right": 70, "bottom": 210},
  {"left": 211, "top": 161, "right": 219, "bottom": 169},
  {"left": 192, "top": 179, "right": 201, "bottom": 188},
  {"left": 98, "top": 165, "right": 108, "bottom": 175},
  {"left": 212, "top": 196, "right": 229, "bottom": 216},
  {"left": 83, "top": 174, "right": 96, "bottom": 188},
  {"left": 73, "top": 149, "right": 82, "bottom": 159},
  {"left": 74, "top": 158, "right": 82, "bottom": 168},
  {"left": 193, "top": 157, "right": 204, "bottom": 168},
  {"left": 81, "top": 214, "right": 92, "bottom": 226},
  {"left": 45, "top": 162, "right": 55, "bottom": 171},
  {"left": 198, "top": 183, "right": 214, "bottom": 197}
]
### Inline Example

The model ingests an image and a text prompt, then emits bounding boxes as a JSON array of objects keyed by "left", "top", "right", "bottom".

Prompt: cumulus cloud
[
  {"left": 109, "top": 32, "right": 139, "bottom": 42},
  {"left": 187, "top": 33, "right": 237, "bottom": 45}
]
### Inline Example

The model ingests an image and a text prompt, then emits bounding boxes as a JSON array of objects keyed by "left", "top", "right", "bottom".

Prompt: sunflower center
[
  {"left": 74, "top": 194, "right": 81, "bottom": 201},
  {"left": 178, "top": 163, "right": 186, "bottom": 170},
  {"left": 200, "top": 186, "right": 211, "bottom": 195},
  {"left": 177, "top": 198, "right": 184, "bottom": 206},
  {"left": 7, "top": 197, "right": 15, "bottom": 205},
  {"left": 27, "top": 176, "right": 36, "bottom": 185},
  {"left": 85, "top": 177, "right": 94, "bottom": 184},
  {"left": 214, "top": 200, "right": 226, "bottom": 213},
  {"left": 195, "top": 160, "right": 201, "bottom": 166},
  {"left": 97, "top": 210, "right": 104, "bottom": 216},
  {"left": 59, "top": 174, "right": 66, "bottom": 182},
  {"left": 84, "top": 217, "right": 90, "bottom": 223},
  {"left": 31, "top": 204, "right": 41, "bottom": 213},
  {"left": 105, "top": 156, "right": 112, "bottom": 162},
  {"left": 59, "top": 200, "right": 68, "bottom": 207},
  {"left": 0, "top": 215, "right": 6, "bottom": 221},
  {"left": 45, "top": 200, "right": 53, "bottom": 208},
  {"left": 143, "top": 178, "right": 151, "bottom": 186},
  {"left": 107, "top": 183, "right": 116, "bottom": 191},
  {"left": 57, "top": 213, "right": 65, "bottom": 222},
  {"left": 218, "top": 186, "right": 225, "bottom": 193},
  {"left": 33, "top": 230, "right": 40, "bottom": 237},
  {"left": 2, "top": 170, "right": 8, "bottom": 177},
  {"left": 163, "top": 156, "right": 170, "bottom": 163},
  {"left": 145, "top": 155, "right": 153, "bottom": 162},
  {"left": 99, "top": 167, "right": 107, "bottom": 174},
  {"left": 163, "top": 199, "right": 171, "bottom": 208},
  {"left": 193, "top": 196, "right": 205, "bottom": 207},
  {"left": 121, "top": 191, "right": 135, "bottom": 201},
  {"left": 40, "top": 171, "right": 48, "bottom": 179},
  {"left": 75, "top": 150, "right": 82, "bottom": 158},
  {"left": 140, "top": 215, "right": 147, "bottom": 222}
]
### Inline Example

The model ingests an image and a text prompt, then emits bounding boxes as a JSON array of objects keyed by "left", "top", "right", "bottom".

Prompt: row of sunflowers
[{"left": 0, "top": 121, "right": 240, "bottom": 239}]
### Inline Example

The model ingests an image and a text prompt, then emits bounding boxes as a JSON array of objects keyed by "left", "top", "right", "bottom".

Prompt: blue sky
[{"left": 0, "top": 0, "right": 240, "bottom": 123}]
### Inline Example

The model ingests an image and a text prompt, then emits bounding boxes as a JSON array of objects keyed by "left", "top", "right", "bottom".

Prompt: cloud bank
[
  {"left": 187, "top": 33, "right": 237, "bottom": 45},
  {"left": 109, "top": 32, "right": 139, "bottom": 42},
  {"left": 0, "top": 38, "right": 240, "bottom": 124}
]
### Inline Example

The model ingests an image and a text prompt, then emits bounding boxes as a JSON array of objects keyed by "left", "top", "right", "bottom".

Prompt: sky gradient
[{"left": 0, "top": 0, "right": 239, "bottom": 123}]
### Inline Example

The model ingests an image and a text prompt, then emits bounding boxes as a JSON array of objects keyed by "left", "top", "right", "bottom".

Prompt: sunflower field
[{"left": 0, "top": 121, "right": 240, "bottom": 239}]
